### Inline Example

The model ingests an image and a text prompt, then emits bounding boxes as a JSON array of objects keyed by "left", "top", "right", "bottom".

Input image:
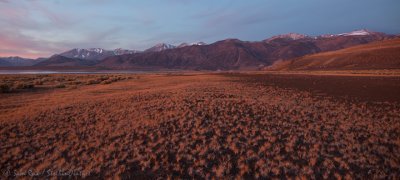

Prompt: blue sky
[{"left": 0, "top": 0, "right": 399, "bottom": 58}]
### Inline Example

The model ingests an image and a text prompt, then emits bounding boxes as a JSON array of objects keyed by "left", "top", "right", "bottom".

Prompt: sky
[{"left": 0, "top": 0, "right": 399, "bottom": 58}]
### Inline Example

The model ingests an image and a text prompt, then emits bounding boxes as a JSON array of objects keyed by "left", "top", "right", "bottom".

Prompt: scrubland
[
  {"left": 0, "top": 74, "right": 139, "bottom": 93},
  {"left": 0, "top": 72, "right": 399, "bottom": 179}
]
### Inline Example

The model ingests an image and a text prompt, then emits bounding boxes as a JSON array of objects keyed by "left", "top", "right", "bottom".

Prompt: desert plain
[{"left": 0, "top": 71, "right": 399, "bottom": 179}]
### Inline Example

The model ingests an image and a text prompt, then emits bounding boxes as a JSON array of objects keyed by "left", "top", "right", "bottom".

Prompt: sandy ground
[{"left": 0, "top": 72, "right": 399, "bottom": 179}]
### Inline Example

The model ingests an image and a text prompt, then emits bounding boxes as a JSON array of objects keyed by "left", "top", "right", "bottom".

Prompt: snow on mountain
[
  {"left": 318, "top": 29, "right": 375, "bottom": 38},
  {"left": 177, "top": 43, "right": 190, "bottom": 48},
  {"left": 53, "top": 29, "right": 385, "bottom": 63},
  {"left": 60, "top": 48, "right": 108, "bottom": 60},
  {"left": 113, "top": 48, "right": 140, "bottom": 55},
  {"left": 337, "top": 29, "right": 372, "bottom": 36},
  {"left": 145, "top": 43, "right": 176, "bottom": 52},
  {"left": 191, "top": 42, "right": 206, "bottom": 46},
  {"left": 177, "top": 42, "right": 207, "bottom": 48},
  {"left": 60, "top": 43, "right": 181, "bottom": 61},
  {"left": 59, "top": 48, "right": 139, "bottom": 61},
  {"left": 265, "top": 33, "right": 309, "bottom": 42},
  {"left": 266, "top": 29, "right": 376, "bottom": 41}
]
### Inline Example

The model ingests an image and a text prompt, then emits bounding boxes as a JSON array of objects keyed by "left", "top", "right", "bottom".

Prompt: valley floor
[{"left": 0, "top": 72, "right": 399, "bottom": 178}]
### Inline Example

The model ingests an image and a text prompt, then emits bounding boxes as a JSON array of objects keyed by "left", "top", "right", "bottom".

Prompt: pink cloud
[
  {"left": 0, "top": 1, "right": 78, "bottom": 58},
  {"left": 0, "top": 30, "right": 62, "bottom": 58}
]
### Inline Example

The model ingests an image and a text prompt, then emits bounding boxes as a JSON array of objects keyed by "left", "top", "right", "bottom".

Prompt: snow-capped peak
[
  {"left": 282, "top": 33, "right": 307, "bottom": 40},
  {"left": 178, "top": 43, "right": 189, "bottom": 48},
  {"left": 113, "top": 48, "right": 139, "bottom": 55},
  {"left": 317, "top": 29, "right": 377, "bottom": 39},
  {"left": 145, "top": 43, "right": 176, "bottom": 52},
  {"left": 71, "top": 48, "right": 105, "bottom": 54},
  {"left": 338, "top": 29, "right": 372, "bottom": 36},
  {"left": 60, "top": 48, "right": 139, "bottom": 61},
  {"left": 155, "top": 43, "right": 175, "bottom": 49},
  {"left": 87, "top": 48, "right": 105, "bottom": 54},
  {"left": 266, "top": 33, "right": 308, "bottom": 42},
  {"left": 178, "top": 42, "right": 207, "bottom": 48},
  {"left": 191, "top": 42, "right": 206, "bottom": 46}
]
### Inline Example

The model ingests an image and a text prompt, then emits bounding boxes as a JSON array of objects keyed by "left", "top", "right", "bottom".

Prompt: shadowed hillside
[
  {"left": 268, "top": 38, "right": 400, "bottom": 71},
  {"left": 34, "top": 55, "right": 98, "bottom": 66}
]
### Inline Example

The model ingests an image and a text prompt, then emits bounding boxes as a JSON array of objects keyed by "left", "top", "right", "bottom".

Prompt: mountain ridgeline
[
  {"left": 97, "top": 30, "right": 392, "bottom": 70},
  {"left": 0, "top": 57, "right": 45, "bottom": 67},
  {"left": 1, "top": 30, "right": 396, "bottom": 70}
]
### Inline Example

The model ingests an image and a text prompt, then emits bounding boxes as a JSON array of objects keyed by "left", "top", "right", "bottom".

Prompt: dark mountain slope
[
  {"left": 267, "top": 38, "right": 400, "bottom": 71},
  {"left": 34, "top": 55, "right": 98, "bottom": 66}
]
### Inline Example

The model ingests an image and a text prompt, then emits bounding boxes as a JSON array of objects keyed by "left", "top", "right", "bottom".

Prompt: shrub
[
  {"left": 55, "top": 83, "right": 66, "bottom": 88},
  {"left": 101, "top": 80, "right": 112, "bottom": 84},
  {"left": 56, "top": 77, "right": 65, "bottom": 81},
  {"left": 99, "top": 76, "right": 109, "bottom": 81},
  {"left": 40, "top": 77, "right": 48, "bottom": 83},
  {"left": 26, "top": 84, "right": 35, "bottom": 89},
  {"left": 14, "top": 82, "right": 24, "bottom": 89},
  {"left": 34, "top": 80, "right": 43, "bottom": 85},
  {"left": 70, "top": 80, "right": 82, "bottom": 85},
  {"left": 14, "top": 82, "right": 34, "bottom": 89},
  {"left": 67, "top": 85, "right": 78, "bottom": 90},
  {"left": 86, "top": 79, "right": 101, "bottom": 85},
  {"left": 0, "top": 83, "right": 12, "bottom": 93},
  {"left": 67, "top": 77, "right": 76, "bottom": 81}
]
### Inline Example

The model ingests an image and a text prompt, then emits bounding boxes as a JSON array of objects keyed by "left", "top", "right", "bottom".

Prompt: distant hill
[
  {"left": 34, "top": 55, "right": 98, "bottom": 66},
  {"left": 267, "top": 38, "right": 400, "bottom": 71},
  {"left": 0, "top": 57, "right": 39, "bottom": 66},
  {"left": 0, "top": 59, "right": 13, "bottom": 66}
]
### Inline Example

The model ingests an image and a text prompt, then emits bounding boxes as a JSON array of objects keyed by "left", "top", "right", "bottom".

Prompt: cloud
[
  {"left": 0, "top": 23, "right": 126, "bottom": 58},
  {"left": 0, "top": 0, "right": 75, "bottom": 30},
  {"left": 0, "top": 0, "right": 98, "bottom": 58},
  {"left": 0, "top": 30, "right": 60, "bottom": 58},
  {"left": 29, "top": 1, "right": 75, "bottom": 28}
]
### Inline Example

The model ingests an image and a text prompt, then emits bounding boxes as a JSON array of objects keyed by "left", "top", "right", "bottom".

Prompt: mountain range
[
  {"left": 58, "top": 48, "right": 140, "bottom": 61},
  {"left": 0, "top": 29, "right": 396, "bottom": 70}
]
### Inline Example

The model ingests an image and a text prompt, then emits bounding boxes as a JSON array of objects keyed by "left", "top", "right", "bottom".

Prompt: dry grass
[
  {"left": 0, "top": 74, "right": 139, "bottom": 93},
  {"left": 0, "top": 73, "right": 399, "bottom": 179}
]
